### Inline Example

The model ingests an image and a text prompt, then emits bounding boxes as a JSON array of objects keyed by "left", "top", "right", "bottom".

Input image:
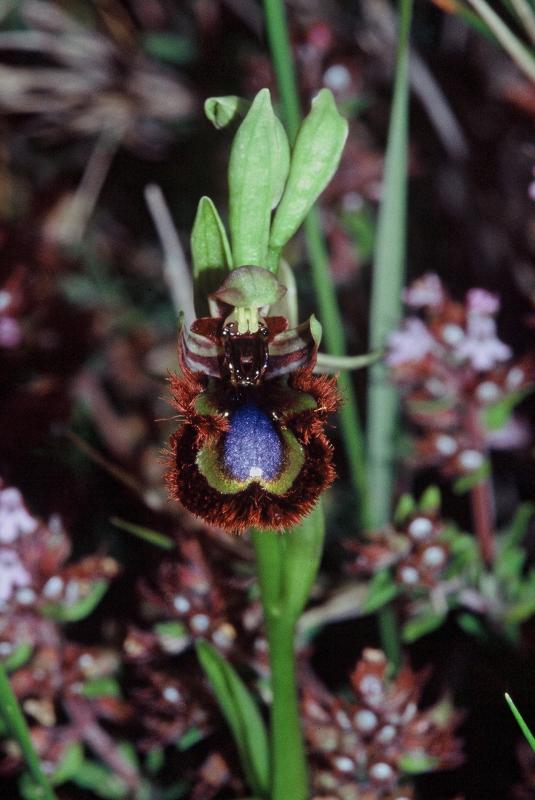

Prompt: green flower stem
[
  {"left": 252, "top": 530, "right": 308, "bottom": 800},
  {"left": 366, "top": 0, "right": 413, "bottom": 670},
  {"left": 0, "top": 663, "right": 57, "bottom": 800},
  {"left": 265, "top": 615, "right": 307, "bottom": 800},
  {"left": 262, "top": 0, "right": 369, "bottom": 528}
]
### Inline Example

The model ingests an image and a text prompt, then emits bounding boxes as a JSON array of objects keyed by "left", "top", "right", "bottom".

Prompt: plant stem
[
  {"left": 366, "top": 0, "right": 413, "bottom": 670},
  {"left": 0, "top": 664, "right": 57, "bottom": 800},
  {"left": 262, "top": 0, "right": 369, "bottom": 527},
  {"left": 252, "top": 530, "right": 309, "bottom": 800},
  {"left": 466, "top": 403, "right": 495, "bottom": 565},
  {"left": 265, "top": 616, "right": 307, "bottom": 800}
]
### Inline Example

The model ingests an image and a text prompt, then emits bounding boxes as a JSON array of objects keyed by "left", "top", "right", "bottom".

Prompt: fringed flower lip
[{"left": 167, "top": 266, "right": 340, "bottom": 533}]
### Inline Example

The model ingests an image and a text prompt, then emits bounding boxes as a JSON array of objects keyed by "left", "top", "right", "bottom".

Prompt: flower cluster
[
  {"left": 304, "top": 648, "right": 463, "bottom": 800},
  {"left": 386, "top": 274, "right": 532, "bottom": 478},
  {"left": 167, "top": 267, "right": 339, "bottom": 533},
  {"left": 348, "top": 507, "right": 449, "bottom": 592},
  {"left": 0, "top": 481, "right": 134, "bottom": 788}
]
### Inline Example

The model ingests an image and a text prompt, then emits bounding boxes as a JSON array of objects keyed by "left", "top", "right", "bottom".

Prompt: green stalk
[
  {"left": 252, "top": 531, "right": 308, "bottom": 800},
  {"left": 0, "top": 664, "right": 57, "bottom": 800},
  {"left": 366, "top": 0, "right": 413, "bottom": 669},
  {"left": 262, "top": 0, "right": 369, "bottom": 527},
  {"left": 366, "top": 0, "right": 413, "bottom": 527}
]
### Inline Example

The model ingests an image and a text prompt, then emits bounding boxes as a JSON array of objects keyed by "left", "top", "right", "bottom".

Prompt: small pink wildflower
[
  {"left": 402, "top": 273, "right": 445, "bottom": 309},
  {"left": 386, "top": 318, "right": 436, "bottom": 367},
  {"left": 0, "top": 486, "right": 39, "bottom": 543},
  {"left": 0, "top": 316, "right": 22, "bottom": 348},
  {"left": 0, "top": 549, "right": 31, "bottom": 603},
  {"left": 455, "top": 315, "right": 511, "bottom": 371},
  {"left": 466, "top": 288, "right": 500, "bottom": 315}
]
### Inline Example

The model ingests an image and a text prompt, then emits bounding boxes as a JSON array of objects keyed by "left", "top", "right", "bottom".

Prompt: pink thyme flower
[
  {"left": 0, "top": 487, "right": 38, "bottom": 543},
  {"left": 0, "top": 549, "right": 30, "bottom": 603},
  {"left": 466, "top": 288, "right": 500, "bottom": 315},
  {"left": 386, "top": 318, "right": 436, "bottom": 367},
  {"left": 0, "top": 317, "right": 22, "bottom": 348},
  {"left": 402, "top": 273, "right": 445, "bottom": 309},
  {"left": 455, "top": 315, "right": 511, "bottom": 371},
  {"left": 486, "top": 416, "right": 531, "bottom": 450}
]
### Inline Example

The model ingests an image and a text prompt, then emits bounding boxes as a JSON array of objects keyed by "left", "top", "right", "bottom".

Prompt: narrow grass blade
[
  {"left": 466, "top": 0, "right": 535, "bottom": 82},
  {"left": 110, "top": 516, "right": 175, "bottom": 550},
  {"left": 0, "top": 664, "right": 57, "bottom": 800},
  {"left": 505, "top": 693, "right": 535, "bottom": 751}
]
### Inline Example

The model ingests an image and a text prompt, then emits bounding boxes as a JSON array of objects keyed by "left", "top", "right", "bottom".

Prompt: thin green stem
[
  {"left": 265, "top": 617, "right": 307, "bottom": 800},
  {"left": 252, "top": 531, "right": 308, "bottom": 800},
  {"left": 366, "top": 0, "right": 413, "bottom": 670},
  {"left": 0, "top": 664, "right": 57, "bottom": 800},
  {"left": 262, "top": 0, "right": 369, "bottom": 527}
]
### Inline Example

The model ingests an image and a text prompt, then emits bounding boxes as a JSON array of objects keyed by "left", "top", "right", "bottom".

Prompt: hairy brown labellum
[{"left": 167, "top": 304, "right": 339, "bottom": 532}]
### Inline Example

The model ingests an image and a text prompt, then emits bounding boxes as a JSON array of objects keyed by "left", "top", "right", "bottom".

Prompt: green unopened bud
[{"left": 204, "top": 95, "right": 250, "bottom": 129}]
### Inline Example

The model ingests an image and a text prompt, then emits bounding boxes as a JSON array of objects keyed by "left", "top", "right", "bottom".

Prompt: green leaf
[
  {"left": 280, "top": 502, "right": 325, "bottom": 621},
  {"left": 41, "top": 580, "right": 110, "bottom": 622},
  {"left": 142, "top": 33, "right": 196, "bottom": 64},
  {"left": 196, "top": 641, "right": 269, "bottom": 798},
  {"left": 81, "top": 677, "right": 121, "bottom": 699},
  {"left": 457, "top": 612, "right": 488, "bottom": 640},
  {"left": 0, "top": 664, "right": 57, "bottom": 800},
  {"left": 394, "top": 493, "right": 415, "bottom": 524},
  {"left": 51, "top": 742, "right": 84, "bottom": 785},
  {"left": 3, "top": 642, "right": 33, "bottom": 672},
  {"left": 500, "top": 503, "right": 534, "bottom": 551},
  {"left": 228, "top": 88, "right": 283, "bottom": 268},
  {"left": 505, "top": 693, "right": 535, "bottom": 751},
  {"left": 145, "top": 748, "right": 164, "bottom": 775},
  {"left": 419, "top": 485, "right": 441, "bottom": 513},
  {"left": 465, "top": 0, "right": 535, "bottom": 82},
  {"left": 177, "top": 727, "right": 205, "bottom": 751},
  {"left": 191, "top": 196, "right": 232, "bottom": 315},
  {"left": 483, "top": 388, "right": 531, "bottom": 430},
  {"left": 402, "top": 610, "right": 446, "bottom": 643},
  {"left": 398, "top": 752, "right": 438, "bottom": 774},
  {"left": 71, "top": 760, "right": 128, "bottom": 799},
  {"left": 111, "top": 517, "right": 174, "bottom": 551},
  {"left": 361, "top": 569, "right": 398, "bottom": 615},
  {"left": 452, "top": 461, "right": 491, "bottom": 495},
  {"left": 269, "top": 89, "right": 348, "bottom": 251},
  {"left": 204, "top": 96, "right": 250, "bottom": 128}
]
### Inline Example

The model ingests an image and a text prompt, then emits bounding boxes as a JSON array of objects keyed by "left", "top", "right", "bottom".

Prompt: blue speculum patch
[{"left": 223, "top": 402, "right": 283, "bottom": 482}]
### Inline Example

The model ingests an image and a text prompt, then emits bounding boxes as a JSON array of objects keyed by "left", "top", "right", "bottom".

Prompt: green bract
[
  {"left": 204, "top": 95, "right": 249, "bottom": 129},
  {"left": 228, "top": 89, "right": 284, "bottom": 268},
  {"left": 190, "top": 196, "right": 232, "bottom": 315},
  {"left": 269, "top": 89, "right": 348, "bottom": 252}
]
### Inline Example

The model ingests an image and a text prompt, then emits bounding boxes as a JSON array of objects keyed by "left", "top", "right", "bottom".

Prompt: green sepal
[
  {"left": 228, "top": 89, "right": 285, "bottom": 268},
  {"left": 212, "top": 265, "right": 285, "bottom": 309},
  {"left": 269, "top": 89, "right": 348, "bottom": 251},
  {"left": 204, "top": 96, "right": 250, "bottom": 128},
  {"left": 41, "top": 580, "right": 109, "bottom": 622},
  {"left": 154, "top": 621, "right": 190, "bottom": 653},
  {"left": 268, "top": 259, "right": 298, "bottom": 325},
  {"left": 191, "top": 196, "right": 232, "bottom": 316},
  {"left": 196, "top": 641, "right": 269, "bottom": 798},
  {"left": 398, "top": 752, "right": 438, "bottom": 774},
  {"left": 81, "top": 677, "right": 121, "bottom": 699},
  {"left": 452, "top": 460, "right": 490, "bottom": 494}
]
